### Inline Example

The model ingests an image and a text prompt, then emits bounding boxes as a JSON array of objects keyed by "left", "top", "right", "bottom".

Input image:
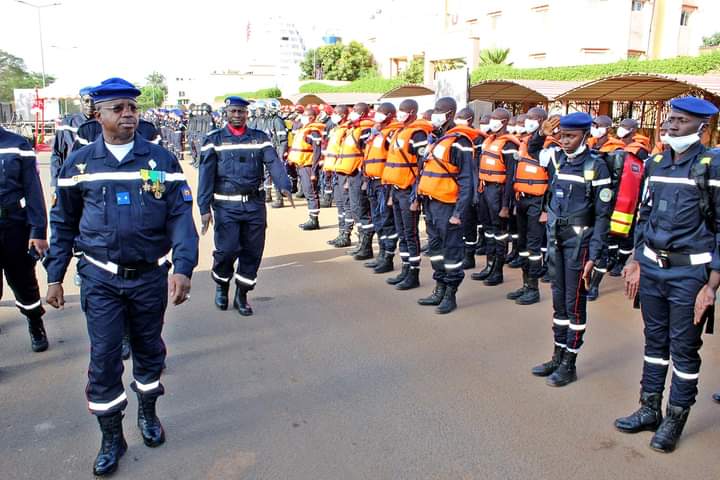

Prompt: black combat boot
[
  {"left": 347, "top": 231, "right": 364, "bottom": 255},
  {"left": 365, "top": 250, "right": 384, "bottom": 269},
  {"left": 233, "top": 287, "right": 253, "bottom": 316},
  {"left": 327, "top": 232, "right": 343, "bottom": 246},
  {"left": 475, "top": 234, "right": 487, "bottom": 256},
  {"left": 587, "top": 269, "right": 604, "bottom": 302},
  {"left": 299, "top": 216, "right": 320, "bottom": 231},
  {"left": 471, "top": 255, "right": 495, "bottom": 281},
  {"left": 461, "top": 249, "right": 475, "bottom": 270},
  {"left": 93, "top": 412, "right": 127, "bottom": 476},
  {"left": 649, "top": 404, "right": 691, "bottom": 453},
  {"left": 134, "top": 389, "right": 165, "bottom": 447},
  {"left": 214, "top": 283, "right": 229, "bottom": 310},
  {"left": 418, "top": 282, "right": 446, "bottom": 306},
  {"left": 265, "top": 188, "right": 272, "bottom": 203},
  {"left": 516, "top": 277, "right": 540, "bottom": 305},
  {"left": 395, "top": 267, "right": 420, "bottom": 290},
  {"left": 615, "top": 391, "right": 663, "bottom": 433},
  {"left": 546, "top": 351, "right": 577, "bottom": 387},
  {"left": 387, "top": 263, "right": 410, "bottom": 285},
  {"left": 271, "top": 195, "right": 284, "bottom": 208},
  {"left": 506, "top": 239, "right": 519, "bottom": 264},
  {"left": 333, "top": 231, "right": 352, "bottom": 248},
  {"left": 373, "top": 253, "right": 394, "bottom": 274},
  {"left": 319, "top": 193, "right": 332, "bottom": 208},
  {"left": 435, "top": 285, "right": 458, "bottom": 314},
  {"left": 353, "top": 232, "right": 374, "bottom": 261},
  {"left": 483, "top": 258, "right": 505, "bottom": 286},
  {"left": 531, "top": 346, "right": 564, "bottom": 377},
  {"left": 121, "top": 332, "right": 131, "bottom": 361},
  {"left": 507, "top": 270, "right": 529, "bottom": 300},
  {"left": 27, "top": 316, "right": 48, "bottom": 352},
  {"left": 508, "top": 256, "right": 525, "bottom": 269}
]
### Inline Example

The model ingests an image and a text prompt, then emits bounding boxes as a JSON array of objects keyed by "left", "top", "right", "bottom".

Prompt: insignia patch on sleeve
[
  {"left": 116, "top": 191, "right": 131, "bottom": 205},
  {"left": 599, "top": 188, "right": 613, "bottom": 203},
  {"left": 181, "top": 186, "right": 193, "bottom": 202}
]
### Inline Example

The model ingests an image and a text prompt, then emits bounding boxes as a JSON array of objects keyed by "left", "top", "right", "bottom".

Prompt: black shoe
[
  {"left": 531, "top": 346, "right": 564, "bottom": 377},
  {"left": 319, "top": 194, "right": 332, "bottom": 208},
  {"left": 265, "top": 189, "right": 272, "bottom": 203},
  {"left": 461, "top": 250, "right": 476, "bottom": 270},
  {"left": 121, "top": 333, "right": 131, "bottom": 361},
  {"left": 615, "top": 391, "right": 663, "bottom": 434},
  {"left": 327, "top": 233, "right": 343, "bottom": 246},
  {"left": 713, "top": 391, "right": 720, "bottom": 403},
  {"left": 233, "top": 287, "right": 253, "bottom": 316},
  {"left": 299, "top": 216, "right": 320, "bottom": 231},
  {"left": 93, "top": 412, "right": 127, "bottom": 476},
  {"left": 395, "top": 267, "right": 420, "bottom": 290},
  {"left": 516, "top": 278, "right": 540, "bottom": 305},
  {"left": 353, "top": 233, "right": 374, "bottom": 261},
  {"left": 506, "top": 285, "right": 526, "bottom": 301},
  {"left": 435, "top": 285, "right": 458, "bottom": 314},
  {"left": 546, "top": 351, "right": 577, "bottom": 387},
  {"left": 333, "top": 232, "right": 352, "bottom": 248},
  {"left": 418, "top": 282, "right": 446, "bottom": 306},
  {"left": 609, "top": 262, "right": 624, "bottom": 277},
  {"left": 373, "top": 254, "right": 394, "bottom": 274},
  {"left": 649, "top": 404, "right": 690, "bottom": 453},
  {"left": 134, "top": 389, "right": 165, "bottom": 447},
  {"left": 295, "top": 191, "right": 305, "bottom": 199},
  {"left": 272, "top": 196, "right": 284, "bottom": 208},
  {"left": 214, "top": 283, "right": 229, "bottom": 310},
  {"left": 387, "top": 264, "right": 410, "bottom": 285},
  {"left": 346, "top": 233, "right": 364, "bottom": 255},
  {"left": 587, "top": 269, "right": 604, "bottom": 302},
  {"left": 471, "top": 256, "right": 495, "bottom": 281},
  {"left": 508, "top": 256, "right": 524, "bottom": 269},
  {"left": 27, "top": 317, "right": 48, "bottom": 353},
  {"left": 364, "top": 250, "right": 384, "bottom": 269},
  {"left": 483, "top": 259, "right": 504, "bottom": 286}
]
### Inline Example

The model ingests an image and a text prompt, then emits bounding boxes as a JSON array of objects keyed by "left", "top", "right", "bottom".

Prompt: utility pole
[{"left": 15, "top": 1, "right": 62, "bottom": 88}]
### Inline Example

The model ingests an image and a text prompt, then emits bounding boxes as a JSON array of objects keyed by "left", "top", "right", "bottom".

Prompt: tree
[
  {"left": 432, "top": 58, "right": 467, "bottom": 73},
  {"left": 0, "top": 49, "right": 54, "bottom": 102},
  {"left": 703, "top": 32, "right": 720, "bottom": 47},
  {"left": 299, "top": 41, "right": 376, "bottom": 81},
  {"left": 145, "top": 71, "right": 168, "bottom": 94},
  {"left": 399, "top": 57, "right": 425, "bottom": 84},
  {"left": 137, "top": 85, "right": 165, "bottom": 110},
  {"left": 478, "top": 48, "right": 512, "bottom": 66}
]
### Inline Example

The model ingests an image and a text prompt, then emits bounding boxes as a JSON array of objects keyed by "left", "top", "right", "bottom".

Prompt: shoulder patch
[
  {"left": 599, "top": 188, "right": 613, "bottom": 203},
  {"left": 181, "top": 185, "right": 193, "bottom": 202},
  {"left": 701, "top": 156, "right": 712, "bottom": 165},
  {"left": 653, "top": 154, "right": 663, "bottom": 163}
]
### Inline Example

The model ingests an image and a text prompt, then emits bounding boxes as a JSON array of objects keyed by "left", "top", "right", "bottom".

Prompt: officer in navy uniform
[
  {"left": 44, "top": 78, "right": 198, "bottom": 476},
  {"left": 198, "top": 96, "right": 292, "bottom": 316},
  {"left": 528, "top": 112, "right": 612, "bottom": 387},
  {"left": 616, "top": 97, "right": 720, "bottom": 453},
  {"left": 50, "top": 86, "right": 95, "bottom": 186},
  {"left": 0, "top": 126, "right": 49, "bottom": 352}
]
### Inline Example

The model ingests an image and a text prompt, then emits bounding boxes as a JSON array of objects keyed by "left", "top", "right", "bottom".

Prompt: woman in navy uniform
[
  {"left": 44, "top": 78, "right": 198, "bottom": 476},
  {"left": 617, "top": 97, "right": 720, "bottom": 453}
]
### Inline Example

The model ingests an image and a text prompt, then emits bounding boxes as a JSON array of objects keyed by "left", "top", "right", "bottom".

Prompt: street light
[{"left": 15, "top": 0, "right": 62, "bottom": 88}]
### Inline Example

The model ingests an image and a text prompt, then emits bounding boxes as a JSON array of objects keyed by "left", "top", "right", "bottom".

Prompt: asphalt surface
[{"left": 1, "top": 154, "right": 720, "bottom": 479}]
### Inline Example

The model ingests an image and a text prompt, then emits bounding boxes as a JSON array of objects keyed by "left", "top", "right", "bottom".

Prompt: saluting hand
[
  {"left": 201, "top": 212, "right": 213, "bottom": 236},
  {"left": 46, "top": 284, "right": 65, "bottom": 309},
  {"left": 622, "top": 260, "right": 640, "bottom": 302},
  {"left": 169, "top": 273, "right": 191, "bottom": 306},
  {"left": 541, "top": 117, "right": 560, "bottom": 137}
]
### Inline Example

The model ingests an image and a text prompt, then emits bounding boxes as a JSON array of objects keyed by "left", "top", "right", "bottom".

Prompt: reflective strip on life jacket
[
  {"left": 480, "top": 135, "right": 514, "bottom": 184},
  {"left": 513, "top": 139, "right": 548, "bottom": 197},
  {"left": 382, "top": 121, "right": 433, "bottom": 189}
]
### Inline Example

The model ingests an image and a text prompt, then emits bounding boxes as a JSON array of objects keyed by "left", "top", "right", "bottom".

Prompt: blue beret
[
  {"left": 560, "top": 112, "right": 592, "bottom": 130},
  {"left": 225, "top": 96, "right": 249, "bottom": 107},
  {"left": 79, "top": 86, "right": 93, "bottom": 97},
  {"left": 89, "top": 77, "right": 141, "bottom": 103},
  {"left": 670, "top": 96, "right": 719, "bottom": 118}
]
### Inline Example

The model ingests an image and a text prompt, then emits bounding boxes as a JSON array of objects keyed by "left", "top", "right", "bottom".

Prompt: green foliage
[
  {"left": 145, "top": 71, "right": 168, "bottom": 95},
  {"left": 399, "top": 57, "right": 425, "bottom": 84},
  {"left": 479, "top": 48, "right": 512, "bottom": 66},
  {"left": 703, "top": 33, "right": 720, "bottom": 47},
  {"left": 433, "top": 58, "right": 467, "bottom": 73},
  {"left": 138, "top": 85, "right": 165, "bottom": 110},
  {"left": 299, "top": 41, "right": 376, "bottom": 81},
  {"left": 215, "top": 87, "right": 282, "bottom": 102},
  {"left": 0, "top": 49, "right": 55, "bottom": 102},
  {"left": 471, "top": 51, "right": 720, "bottom": 83},
  {"left": 299, "top": 77, "right": 404, "bottom": 94}
]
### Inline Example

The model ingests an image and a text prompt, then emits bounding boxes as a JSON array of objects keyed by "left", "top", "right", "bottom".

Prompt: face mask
[
  {"left": 616, "top": 126, "right": 630, "bottom": 139},
  {"left": 348, "top": 111, "right": 361, "bottom": 122},
  {"left": 300, "top": 116, "right": 310, "bottom": 126},
  {"left": 516, "top": 125, "right": 526, "bottom": 135},
  {"left": 318, "top": 112, "right": 328, "bottom": 122},
  {"left": 489, "top": 119, "right": 504, "bottom": 133},
  {"left": 507, "top": 126, "right": 516, "bottom": 134},
  {"left": 665, "top": 132, "right": 700, "bottom": 153},
  {"left": 590, "top": 126, "right": 607, "bottom": 139},
  {"left": 564, "top": 133, "right": 589, "bottom": 159},
  {"left": 479, "top": 124, "right": 491, "bottom": 134},
  {"left": 524, "top": 119, "right": 540, "bottom": 133},
  {"left": 659, "top": 134, "right": 671, "bottom": 145},
  {"left": 397, "top": 111, "right": 410, "bottom": 122},
  {"left": 431, "top": 112, "right": 447, "bottom": 128},
  {"left": 454, "top": 118, "right": 469, "bottom": 126},
  {"left": 331, "top": 114, "right": 342, "bottom": 124},
  {"left": 374, "top": 112, "right": 387, "bottom": 124}
]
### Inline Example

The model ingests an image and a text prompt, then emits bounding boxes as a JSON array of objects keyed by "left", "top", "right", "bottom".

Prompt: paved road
[{"left": 1, "top": 155, "right": 720, "bottom": 479}]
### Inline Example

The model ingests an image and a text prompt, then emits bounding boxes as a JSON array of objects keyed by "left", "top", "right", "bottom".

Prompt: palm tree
[{"left": 479, "top": 48, "right": 512, "bottom": 66}]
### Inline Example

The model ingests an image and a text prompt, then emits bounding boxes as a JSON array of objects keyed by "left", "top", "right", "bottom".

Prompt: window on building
[
  {"left": 680, "top": 8, "right": 692, "bottom": 26},
  {"left": 627, "top": 49, "right": 644, "bottom": 59},
  {"left": 631, "top": 0, "right": 644, "bottom": 12},
  {"left": 179, "top": 99, "right": 189, "bottom": 105},
  {"left": 178, "top": 91, "right": 186, "bottom": 97}
]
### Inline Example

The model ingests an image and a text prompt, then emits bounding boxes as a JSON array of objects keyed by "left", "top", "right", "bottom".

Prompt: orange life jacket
[
  {"left": 513, "top": 138, "right": 549, "bottom": 197},
  {"left": 624, "top": 134, "right": 651, "bottom": 156},
  {"left": 322, "top": 124, "right": 348, "bottom": 172},
  {"left": 417, "top": 133, "right": 471, "bottom": 204},
  {"left": 610, "top": 151, "right": 644, "bottom": 237},
  {"left": 287, "top": 122, "right": 324, "bottom": 167},
  {"left": 592, "top": 137, "right": 626, "bottom": 153},
  {"left": 651, "top": 142, "right": 666, "bottom": 156},
  {"left": 479, "top": 134, "right": 519, "bottom": 184},
  {"left": 381, "top": 120, "right": 434, "bottom": 189},
  {"left": 363, "top": 121, "right": 404, "bottom": 178},
  {"left": 334, "top": 119, "right": 375, "bottom": 175},
  {"left": 446, "top": 124, "right": 482, "bottom": 142}
]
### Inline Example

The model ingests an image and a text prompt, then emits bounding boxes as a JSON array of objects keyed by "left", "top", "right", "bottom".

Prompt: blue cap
[
  {"left": 670, "top": 96, "right": 719, "bottom": 118},
  {"left": 172, "top": 108, "right": 184, "bottom": 116},
  {"left": 225, "top": 96, "right": 250, "bottom": 107},
  {"left": 560, "top": 112, "right": 592, "bottom": 130},
  {"left": 89, "top": 77, "right": 141, "bottom": 103},
  {"left": 79, "top": 86, "right": 93, "bottom": 97}
]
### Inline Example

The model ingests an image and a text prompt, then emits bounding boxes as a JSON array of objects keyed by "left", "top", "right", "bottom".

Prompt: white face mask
[
  {"left": 300, "top": 116, "right": 310, "bottom": 126},
  {"left": 516, "top": 125, "right": 526, "bottom": 135},
  {"left": 431, "top": 112, "right": 447, "bottom": 128},
  {"left": 454, "top": 118, "right": 469, "bottom": 126},
  {"left": 374, "top": 112, "right": 387, "bottom": 124},
  {"left": 659, "top": 134, "right": 671, "bottom": 144},
  {"left": 479, "top": 124, "right": 491, "bottom": 134},
  {"left": 397, "top": 111, "right": 410, "bottom": 122},
  {"left": 507, "top": 126, "right": 516, "bottom": 134},
  {"left": 590, "top": 126, "right": 607, "bottom": 139},
  {"left": 616, "top": 126, "right": 631, "bottom": 139},
  {"left": 564, "top": 133, "right": 589, "bottom": 159},
  {"left": 318, "top": 112, "right": 328, "bottom": 122},
  {"left": 489, "top": 118, "right": 504, "bottom": 133},
  {"left": 331, "top": 114, "right": 342, "bottom": 124},
  {"left": 665, "top": 132, "right": 700, "bottom": 153},
  {"left": 524, "top": 119, "right": 540, "bottom": 133},
  {"left": 348, "top": 111, "right": 361, "bottom": 122}
]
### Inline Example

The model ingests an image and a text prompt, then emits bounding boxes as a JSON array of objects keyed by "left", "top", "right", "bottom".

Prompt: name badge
[
  {"left": 555, "top": 189, "right": 564, "bottom": 198},
  {"left": 524, "top": 165, "right": 538, "bottom": 173},
  {"left": 485, "top": 158, "right": 495, "bottom": 165},
  {"left": 116, "top": 191, "right": 131, "bottom": 205}
]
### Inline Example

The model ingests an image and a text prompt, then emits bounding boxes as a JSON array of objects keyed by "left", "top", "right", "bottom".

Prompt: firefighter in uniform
[
  {"left": 616, "top": 97, "right": 720, "bottom": 453},
  {"left": 506, "top": 107, "right": 553, "bottom": 306},
  {"left": 324, "top": 105, "right": 352, "bottom": 247},
  {"left": 381, "top": 99, "right": 432, "bottom": 289},
  {"left": 0, "top": 126, "right": 49, "bottom": 352},
  {"left": 471, "top": 108, "right": 519, "bottom": 286},
  {"left": 287, "top": 106, "right": 324, "bottom": 230},
  {"left": 415, "top": 97, "right": 474, "bottom": 314},
  {"left": 198, "top": 96, "right": 292, "bottom": 316},
  {"left": 44, "top": 78, "right": 198, "bottom": 476},
  {"left": 529, "top": 112, "right": 611, "bottom": 387},
  {"left": 50, "top": 86, "right": 95, "bottom": 186}
]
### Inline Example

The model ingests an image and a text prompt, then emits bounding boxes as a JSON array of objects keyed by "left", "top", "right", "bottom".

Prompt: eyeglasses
[{"left": 100, "top": 102, "right": 139, "bottom": 114}]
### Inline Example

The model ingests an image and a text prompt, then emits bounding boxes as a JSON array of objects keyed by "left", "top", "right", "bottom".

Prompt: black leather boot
[
  {"left": 373, "top": 253, "right": 394, "bottom": 274},
  {"left": 615, "top": 391, "right": 663, "bottom": 433},
  {"left": 395, "top": 267, "right": 420, "bottom": 290},
  {"left": 327, "top": 231, "right": 343, "bottom": 246},
  {"left": 135, "top": 390, "right": 165, "bottom": 447},
  {"left": 319, "top": 193, "right": 332, "bottom": 208},
  {"left": 214, "top": 283, "right": 229, "bottom": 310},
  {"left": 483, "top": 258, "right": 504, "bottom": 286},
  {"left": 587, "top": 269, "right": 604, "bottom": 302},
  {"left": 271, "top": 195, "right": 284, "bottom": 208},
  {"left": 264, "top": 188, "right": 272, "bottom": 203},
  {"left": 27, "top": 316, "right": 48, "bottom": 352},
  {"left": 233, "top": 287, "right": 253, "bottom": 316},
  {"left": 649, "top": 404, "right": 691, "bottom": 453},
  {"left": 418, "top": 282, "right": 446, "bottom": 306},
  {"left": 299, "top": 216, "right": 320, "bottom": 231},
  {"left": 507, "top": 270, "right": 528, "bottom": 300},
  {"left": 516, "top": 277, "right": 540, "bottom": 305},
  {"left": 347, "top": 232, "right": 364, "bottom": 255},
  {"left": 333, "top": 231, "right": 352, "bottom": 248},
  {"left": 506, "top": 238, "right": 519, "bottom": 264},
  {"left": 93, "top": 412, "right": 127, "bottom": 476},
  {"left": 546, "top": 351, "right": 577, "bottom": 387},
  {"left": 365, "top": 250, "right": 384, "bottom": 269},
  {"left": 435, "top": 285, "right": 458, "bottom": 314},
  {"left": 461, "top": 249, "right": 475, "bottom": 269},
  {"left": 121, "top": 332, "right": 131, "bottom": 361},
  {"left": 471, "top": 255, "right": 495, "bottom": 281},
  {"left": 531, "top": 346, "right": 564, "bottom": 377},
  {"left": 387, "top": 264, "right": 409, "bottom": 285},
  {"left": 475, "top": 234, "right": 487, "bottom": 256},
  {"left": 353, "top": 232, "right": 374, "bottom": 261}
]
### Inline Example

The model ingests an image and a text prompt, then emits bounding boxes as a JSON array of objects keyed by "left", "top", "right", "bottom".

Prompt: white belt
[
  {"left": 84, "top": 254, "right": 169, "bottom": 275},
  {"left": 643, "top": 245, "right": 712, "bottom": 266},
  {"left": 214, "top": 193, "right": 252, "bottom": 202}
]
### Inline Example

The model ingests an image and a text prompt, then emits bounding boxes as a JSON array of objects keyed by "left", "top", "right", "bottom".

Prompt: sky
[{"left": 1, "top": 0, "right": 380, "bottom": 88}]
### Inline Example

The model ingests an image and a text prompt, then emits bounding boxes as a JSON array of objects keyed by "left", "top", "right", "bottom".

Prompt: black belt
[
  {"left": 555, "top": 214, "right": 592, "bottom": 227},
  {"left": 115, "top": 262, "right": 162, "bottom": 280},
  {"left": 214, "top": 188, "right": 262, "bottom": 197},
  {"left": 0, "top": 202, "right": 24, "bottom": 219}
]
